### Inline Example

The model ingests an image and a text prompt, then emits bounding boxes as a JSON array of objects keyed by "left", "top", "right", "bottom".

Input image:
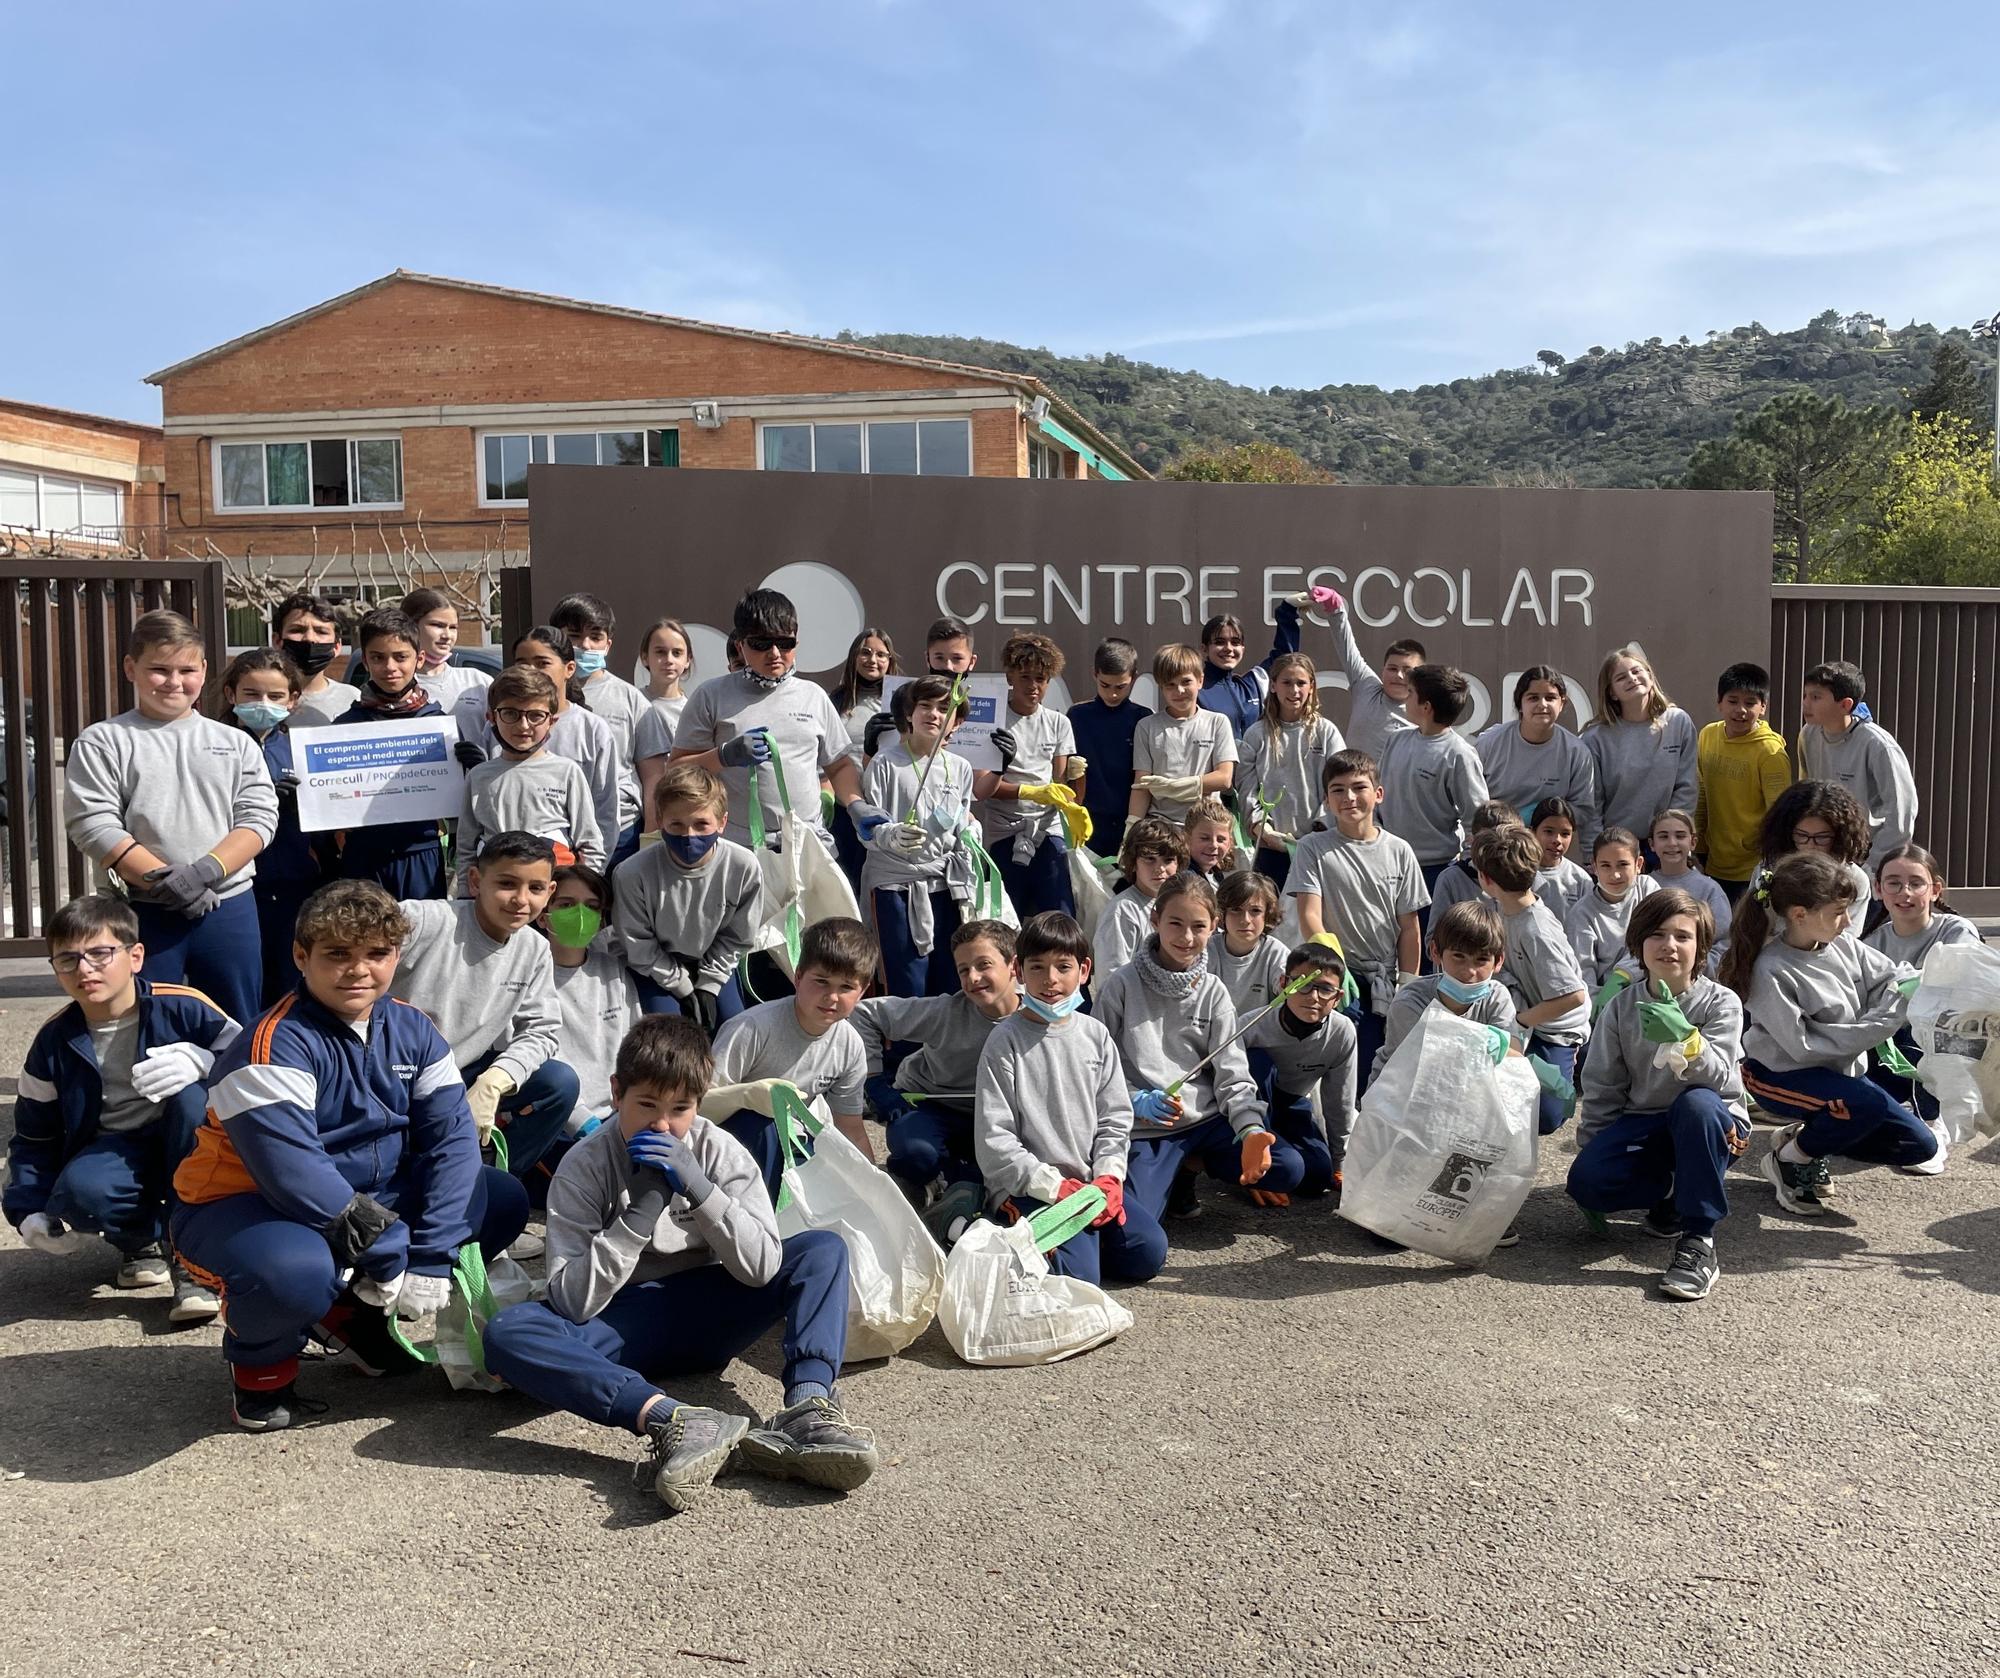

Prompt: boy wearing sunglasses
[
  {"left": 671, "top": 589, "right": 888, "bottom": 856},
  {"left": 456, "top": 665, "right": 606, "bottom": 890},
  {"left": 6, "top": 893, "right": 239, "bottom": 1323}
]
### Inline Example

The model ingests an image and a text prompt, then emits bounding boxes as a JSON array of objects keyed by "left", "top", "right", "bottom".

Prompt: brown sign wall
[{"left": 528, "top": 468, "right": 1773, "bottom": 736}]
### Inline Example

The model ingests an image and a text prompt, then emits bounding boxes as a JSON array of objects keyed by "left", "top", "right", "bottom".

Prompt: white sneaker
[
  {"left": 508, "top": 1229, "right": 546, "bottom": 1261},
  {"left": 1901, "top": 1122, "right": 1948, "bottom": 1176},
  {"left": 115, "top": 1244, "right": 172, "bottom": 1289}
]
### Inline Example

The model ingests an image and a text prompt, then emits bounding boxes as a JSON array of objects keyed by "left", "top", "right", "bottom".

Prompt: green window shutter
[{"left": 651, "top": 429, "right": 680, "bottom": 467}]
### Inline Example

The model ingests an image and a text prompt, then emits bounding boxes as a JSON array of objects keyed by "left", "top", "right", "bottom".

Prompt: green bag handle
[
  {"left": 490, "top": 1127, "right": 509, "bottom": 1175},
  {"left": 961, "top": 828, "right": 1008, "bottom": 920},
  {"left": 744, "top": 752, "right": 804, "bottom": 972},
  {"left": 769, "top": 1082, "right": 819, "bottom": 1213},
  {"left": 385, "top": 1242, "right": 498, "bottom": 1376},
  {"left": 1025, "top": 1184, "right": 1107, "bottom": 1251}
]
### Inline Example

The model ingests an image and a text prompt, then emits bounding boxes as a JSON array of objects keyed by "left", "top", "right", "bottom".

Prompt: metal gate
[{"left": 0, "top": 557, "right": 229, "bottom": 955}]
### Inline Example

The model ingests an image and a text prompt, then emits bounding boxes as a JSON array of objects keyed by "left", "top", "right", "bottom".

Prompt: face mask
[
  {"left": 573, "top": 650, "right": 607, "bottom": 676},
  {"left": 664, "top": 832, "right": 719, "bottom": 865},
  {"left": 545, "top": 904, "right": 602, "bottom": 948},
  {"left": 1021, "top": 990, "right": 1084, "bottom": 1024},
  {"left": 745, "top": 668, "right": 787, "bottom": 692},
  {"left": 283, "top": 637, "right": 336, "bottom": 676},
  {"left": 232, "top": 701, "right": 290, "bottom": 732},
  {"left": 1435, "top": 972, "right": 1493, "bottom": 1006}
]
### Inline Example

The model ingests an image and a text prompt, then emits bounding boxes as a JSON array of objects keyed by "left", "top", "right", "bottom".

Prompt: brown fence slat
[
  {"left": 56, "top": 581, "right": 88, "bottom": 894},
  {"left": 1, "top": 581, "right": 32, "bottom": 940},
  {"left": 25, "top": 582, "right": 60, "bottom": 927}
]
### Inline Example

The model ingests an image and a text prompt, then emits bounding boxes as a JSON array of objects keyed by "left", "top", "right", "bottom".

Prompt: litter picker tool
[{"left": 1164, "top": 969, "right": 1316, "bottom": 1099}]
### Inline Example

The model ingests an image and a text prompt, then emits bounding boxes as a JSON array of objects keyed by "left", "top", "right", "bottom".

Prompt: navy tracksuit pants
[
  {"left": 871, "top": 886, "right": 963, "bottom": 999},
  {"left": 1566, "top": 1088, "right": 1747, "bottom": 1239},
  {"left": 1001, "top": 1190, "right": 1166, "bottom": 1286},
  {"left": 1741, "top": 1060, "right": 1938, "bottom": 1169},
  {"left": 133, "top": 894, "right": 261, "bottom": 1034},
  {"left": 41, "top": 1085, "right": 208, "bottom": 1253}
]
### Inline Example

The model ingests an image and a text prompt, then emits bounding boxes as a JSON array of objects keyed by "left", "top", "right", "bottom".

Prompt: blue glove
[
  {"left": 1483, "top": 1025, "right": 1509, "bottom": 1066},
  {"left": 627, "top": 1130, "right": 713, "bottom": 1205},
  {"left": 865, "top": 1074, "right": 915, "bottom": 1125},
  {"left": 718, "top": 727, "right": 773, "bottom": 769},
  {"left": 848, "top": 801, "right": 892, "bottom": 842},
  {"left": 1131, "top": 1088, "right": 1183, "bottom": 1124}
]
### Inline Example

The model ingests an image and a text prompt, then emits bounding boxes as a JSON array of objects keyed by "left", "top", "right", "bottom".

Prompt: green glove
[
  {"left": 1636, "top": 980, "right": 1697, "bottom": 1046},
  {"left": 1591, "top": 969, "right": 1632, "bottom": 1020},
  {"left": 1896, "top": 974, "right": 1921, "bottom": 999},
  {"left": 1483, "top": 1025, "right": 1510, "bottom": 1066},
  {"left": 1874, "top": 1039, "right": 1919, "bottom": 1079},
  {"left": 821, "top": 788, "right": 838, "bottom": 827},
  {"left": 1341, "top": 968, "right": 1361, "bottom": 1011},
  {"left": 1530, "top": 1054, "right": 1576, "bottom": 1112}
]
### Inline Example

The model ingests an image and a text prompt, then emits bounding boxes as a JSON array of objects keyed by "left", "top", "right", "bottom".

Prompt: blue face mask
[
  {"left": 664, "top": 832, "right": 719, "bottom": 865},
  {"left": 233, "top": 701, "right": 290, "bottom": 732},
  {"left": 1020, "top": 990, "right": 1084, "bottom": 1024},
  {"left": 573, "top": 650, "right": 607, "bottom": 676},
  {"left": 1435, "top": 972, "right": 1493, "bottom": 1006}
]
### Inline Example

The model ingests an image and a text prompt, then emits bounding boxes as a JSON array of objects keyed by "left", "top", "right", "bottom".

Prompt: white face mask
[{"left": 1021, "top": 990, "right": 1084, "bottom": 1024}]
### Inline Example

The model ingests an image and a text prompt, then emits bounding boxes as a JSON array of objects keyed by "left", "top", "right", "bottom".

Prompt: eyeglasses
[
  {"left": 1295, "top": 982, "right": 1343, "bottom": 1001},
  {"left": 1791, "top": 829, "right": 1838, "bottom": 850},
  {"left": 50, "top": 943, "right": 130, "bottom": 975},
  {"left": 743, "top": 635, "right": 797, "bottom": 653},
  {"left": 495, "top": 707, "right": 552, "bottom": 727}
]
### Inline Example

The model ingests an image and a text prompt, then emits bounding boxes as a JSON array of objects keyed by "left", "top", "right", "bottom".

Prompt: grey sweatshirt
[
  {"left": 1474, "top": 721, "right": 1601, "bottom": 841},
  {"left": 1584, "top": 710, "right": 1698, "bottom": 841},
  {"left": 1797, "top": 720, "right": 1918, "bottom": 871},
  {"left": 552, "top": 940, "right": 643, "bottom": 1128},
  {"left": 454, "top": 696, "right": 631, "bottom": 858},
  {"left": 1132, "top": 708, "right": 1236, "bottom": 824},
  {"left": 544, "top": 1116, "right": 781, "bottom": 1324},
  {"left": 1647, "top": 867, "right": 1733, "bottom": 944},
  {"left": 853, "top": 991, "right": 1011, "bottom": 1099},
  {"left": 609, "top": 839, "right": 764, "bottom": 996},
  {"left": 859, "top": 741, "right": 976, "bottom": 895},
  {"left": 1323, "top": 606, "right": 1414, "bottom": 763},
  {"left": 1429, "top": 859, "right": 1486, "bottom": 923},
  {"left": 1577, "top": 976, "right": 1746, "bottom": 1143},
  {"left": 1237, "top": 716, "right": 1346, "bottom": 838},
  {"left": 1372, "top": 976, "right": 1518, "bottom": 1084},
  {"left": 1378, "top": 727, "right": 1490, "bottom": 866},
  {"left": 1212, "top": 934, "right": 1290, "bottom": 1019},
  {"left": 459, "top": 751, "right": 605, "bottom": 885},
  {"left": 1500, "top": 898, "right": 1591, "bottom": 1045},
  {"left": 1864, "top": 911, "right": 1983, "bottom": 968},
  {"left": 1535, "top": 857, "right": 1594, "bottom": 920},
  {"left": 673, "top": 670, "right": 860, "bottom": 850},
  {"left": 974, "top": 1009, "right": 1134, "bottom": 1198},
  {"left": 1743, "top": 935, "right": 1914, "bottom": 1075},
  {"left": 712, "top": 998, "right": 867, "bottom": 1116},
  {"left": 1564, "top": 877, "right": 1661, "bottom": 988},
  {"left": 579, "top": 670, "right": 650, "bottom": 810},
  {"left": 1093, "top": 888, "right": 1154, "bottom": 975},
  {"left": 64, "top": 709, "right": 278, "bottom": 901},
  {"left": 1282, "top": 826, "right": 1429, "bottom": 981},
  {"left": 290, "top": 680, "right": 361, "bottom": 730},
  {"left": 1092, "top": 960, "right": 1263, "bottom": 1137},
  {"left": 391, "top": 898, "right": 560, "bottom": 1087},
  {"left": 633, "top": 694, "right": 687, "bottom": 764},
  {"left": 1248, "top": 1005, "right": 1358, "bottom": 1159}
]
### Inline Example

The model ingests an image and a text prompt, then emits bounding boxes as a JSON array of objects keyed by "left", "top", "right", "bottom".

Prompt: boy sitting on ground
[{"left": 483, "top": 1015, "right": 878, "bottom": 1513}]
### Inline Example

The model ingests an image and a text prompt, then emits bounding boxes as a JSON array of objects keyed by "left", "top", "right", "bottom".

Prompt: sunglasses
[
  {"left": 51, "top": 943, "right": 130, "bottom": 975},
  {"left": 495, "top": 707, "right": 553, "bottom": 727},
  {"left": 743, "top": 635, "right": 797, "bottom": 653}
]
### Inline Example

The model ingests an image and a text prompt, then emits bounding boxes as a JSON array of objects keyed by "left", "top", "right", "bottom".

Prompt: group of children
[{"left": 5, "top": 579, "right": 1979, "bottom": 1516}]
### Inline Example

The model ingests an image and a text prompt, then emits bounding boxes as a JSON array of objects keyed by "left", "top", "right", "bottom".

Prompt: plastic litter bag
[
  {"left": 774, "top": 1089, "right": 944, "bottom": 1361},
  {"left": 1068, "top": 845, "right": 1119, "bottom": 930},
  {"left": 938, "top": 1188, "right": 1134, "bottom": 1367},
  {"left": 390, "top": 1247, "right": 543, "bottom": 1393},
  {"left": 1908, "top": 941, "right": 2000, "bottom": 1143},
  {"left": 1340, "top": 1006, "right": 1541, "bottom": 1264},
  {"left": 962, "top": 829, "right": 1021, "bottom": 929},
  {"left": 742, "top": 760, "right": 862, "bottom": 980}
]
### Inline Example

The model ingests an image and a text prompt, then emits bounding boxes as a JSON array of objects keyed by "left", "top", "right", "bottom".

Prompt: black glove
[
  {"left": 990, "top": 727, "right": 1017, "bottom": 771},
  {"left": 687, "top": 988, "right": 720, "bottom": 1037},
  {"left": 274, "top": 768, "right": 301, "bottom": 803},
  {"left": 145, "top": 856, "right": 224, "bottom": 918},
  {"left": 863, "top": 710, "right": 898, "bottom": 757},
  {"left": 454, "top": 739, "right": 488, "bottom": 771},
  {"left": 323, "top": 1193, "right": 402, "bottom": 1267}
]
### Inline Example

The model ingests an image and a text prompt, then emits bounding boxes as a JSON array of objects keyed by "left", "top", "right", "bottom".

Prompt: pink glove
[{"left": 1311, "top": 585, "right": 1344, "bottom": 611}]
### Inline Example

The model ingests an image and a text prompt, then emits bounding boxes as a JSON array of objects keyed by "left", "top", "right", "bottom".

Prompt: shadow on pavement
[{"left": 0, "top": 1341, "right": 221, "bottom": 1480}]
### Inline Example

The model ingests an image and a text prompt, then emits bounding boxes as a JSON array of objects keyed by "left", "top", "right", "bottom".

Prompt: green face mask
[{"left": 547, "top": 904, "right": 602, "bottom": 948}]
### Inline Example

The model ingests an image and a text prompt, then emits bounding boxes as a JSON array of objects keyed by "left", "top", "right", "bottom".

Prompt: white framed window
[
  {"left": 0, "top": 463, "right": 125, "bottom": 537},
  {"left": 214, "top": 437, "right": 403, "bottom": 512},
  {"left": 758, "top": 417, "right": 972, "bottom": 476},
  {"left": 1028, "top": 436, "right": 1070, "bottom": 479},
  {"left": 478, "top": 428, "right": 679, "bottom": 505}
]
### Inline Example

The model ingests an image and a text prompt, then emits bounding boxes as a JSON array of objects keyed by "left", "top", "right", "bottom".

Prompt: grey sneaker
[
  {"left": 1660, "top": 1236, "right": 1719, "bottom": 1301},
  {"left": 1641, "top": 1200, "right": 1684, "bottom": 1240},
  {"left": 506, "top": 1228, "right": 545, "bottom": 1261},
  {"left": 637, "top": 1405, "right": 750, "bottom": 1514},
  {"left": 1762, "top": 1129, "right": 1827, "bottom": 1216},
  {"left": 169, "top": 1268, "right": 221, "bottom": 1323},
  {"left": 115, "top": 1243, "right": 171, "bottom": 1289},
  {"left": 1493, "top": 1224, "right": 1521, "bottom": 1249},
  {"left": 737, "top": 1394, "right": 880, "bottom": 1492}
]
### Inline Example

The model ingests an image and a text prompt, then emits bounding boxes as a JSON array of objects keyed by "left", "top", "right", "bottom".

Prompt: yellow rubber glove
[
  {"left": 1239, "top": 1130, "right": 1276, "bottom": 1186},
  {"left": 1017, "top": 781, "right": 1094, "bottom": 847},
  {"left": 698, "top": 1078, "right": 790, "bottom": 1121},
  {"left": 466, "top": 1068, "right": 515, "bottom": 1145}
]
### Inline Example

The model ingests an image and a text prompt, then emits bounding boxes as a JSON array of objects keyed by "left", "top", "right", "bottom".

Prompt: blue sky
[{"left": 8, "top": 1, "right": 1997, "bottom": 423}]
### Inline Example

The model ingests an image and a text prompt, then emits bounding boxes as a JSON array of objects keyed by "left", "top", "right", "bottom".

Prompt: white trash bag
[
  {"left": 741, "top": 759, "right": 862, "bottom": 982},
  {"left": 1909, "top": 941, "right": 2000, "bottom": 1143},
  {"left": 939, "top": 1186, "right": 1134, "bottom": 1367},
  {"left": 1340, "top": 1006, "right": 1541, "bottom": 1265},
  {"left": 773, "top": 1089, "right": 944, "bottom": 1362},
  {"left": 388, "top": 1246, "right": 543, "bottom": 1394},
  {"left": 1067, "top": 844, "right": 1119, "bottom": 930}
]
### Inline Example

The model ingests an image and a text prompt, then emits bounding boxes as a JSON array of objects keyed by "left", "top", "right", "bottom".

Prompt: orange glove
[
  {"left": 1090, "top": 1175, "right": 1126, "bottom": 1227},
  {"left": 1055, "top": 1177, "right": 1088, "bottom": 1201},
  {"left": 1248, "top": 1186, "right": 1291, "bottom": 1209},
  {"left": 1239, "top": 1130, "right": 1276, "bottom": 1186}
]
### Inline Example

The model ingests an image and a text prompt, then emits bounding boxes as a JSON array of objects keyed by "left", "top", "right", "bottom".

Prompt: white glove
[
  {"left": 130, "top": 1041, "right": 214, "bottom": 1103},
  {"left": 1065, "top": 754, "right": 1089, "bottom": 781},
  {"left": 466, "top": 1068, "right": 515, "bottom": 1144},
  {"left": 20, "top": 1212, "right": 85, "bottom": 1255},
  {"left": 883, "top": 822, "right": 928, "bottom": 856},
  {"left": 1259, "top": 828, "right": 1296, "bottom": 847},
  {"left": 699, "top": 1077, "right": 791, "bottom": 1121},
  {"left": 391, "top": 1272, "right": 451, "bottom": 1319},
  {"left": 351, "top": 1270, "right": 404, "bottom": 1312},
  {"left": 1287, "top": 589, "right": 1318, "bottom": 609},
  {"left": 1138, "top": 773, "right": 1205, "bottom": 804},
  {"left": 1395, "top": 970, "right": 1420, "bottom": 992}
]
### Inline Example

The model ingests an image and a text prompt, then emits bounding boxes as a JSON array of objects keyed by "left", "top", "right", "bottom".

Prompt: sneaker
[
  {"left": 1641, "top": 1200, "right": 1684, "bottom": 1240},
  {"left": 311, "top": 1294, "right": 428, "bottom": 1377},
  {"left": 1494, "top": 1225, "right": 1521, "bottom": 1249},
  {"left": 1901, "top": 1123, "right": 1948, "bottom": 1177},
  {"left": 232, "top": 1381, "right": 329, "bottom": 1433},
  {"left": 1166, "top": 1168, "right": 1202, "bottom": 1220},
  {"left": 1659, "top": 1236, "right": 1720, "bottom": 1301},
  {"left": 507, "top": 1228, "right": 546, "bottom": 1260},
  {"left": 114, "top": 1243, "right": 171, "bottom": 1289},
  {"left": 736, "top": 1394, "right": 880, "bottom": 1493},
  {"left": 922, "top": 1179, "right": 985, "bottom": 1249},
  {"left": 1761, "top": 1129, "right": 1826, "bottom": 1217},
  {"left": 169, "top": 1269, "right": 220, "bottom": 1324},
  {"left": 637, "top": 1405, "right": 750, "bottom": 1513}
]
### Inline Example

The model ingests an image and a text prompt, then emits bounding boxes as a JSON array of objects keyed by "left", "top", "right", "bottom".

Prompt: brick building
[
  {"left": 142, "top": 270, "right": 1143, "bottom": 636},
  {"left": 0, "top": 398, "right": 166, "bottom": 550}
]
